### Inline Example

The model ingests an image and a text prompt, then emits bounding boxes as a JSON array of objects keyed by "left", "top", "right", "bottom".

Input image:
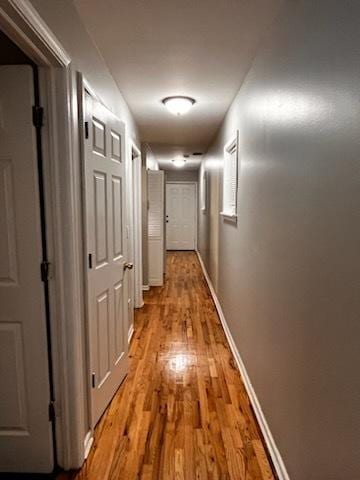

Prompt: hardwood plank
[{"left": 58, "top": 252, "right": 275, "bottom": 480}]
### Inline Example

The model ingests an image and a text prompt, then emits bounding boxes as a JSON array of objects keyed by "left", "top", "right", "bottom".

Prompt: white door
[
  {"left": 83, "top": 92, "right": 128, "bottom": 427},
  {"left": 0, "top": 66, "right": 53, "bottom": 472},
  {"left": 166, "top": 183, "right": 196, "bottom": 250},
  {"left": 148, "top": 170, "right": 165, "bottom": 286}
]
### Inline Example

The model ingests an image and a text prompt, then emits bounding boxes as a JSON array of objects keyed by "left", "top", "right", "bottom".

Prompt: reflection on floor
[{"left": 59, "top": 251, "right": 275, "bottom": 479}]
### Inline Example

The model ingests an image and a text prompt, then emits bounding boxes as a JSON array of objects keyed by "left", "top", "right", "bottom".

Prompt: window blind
[{"left": 222, "top": 136, "right": 238, "bottom": 217}]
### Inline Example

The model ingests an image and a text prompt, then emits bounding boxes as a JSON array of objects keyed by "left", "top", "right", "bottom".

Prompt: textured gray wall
[
  {"left": 165, "top": 169, "right": 199, "bottom": 183},
  {"left": 198, "top": 1, "right": 360, "bottom": 478}
]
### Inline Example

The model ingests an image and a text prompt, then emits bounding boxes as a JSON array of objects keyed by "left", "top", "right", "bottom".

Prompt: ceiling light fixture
[
  {"left": 172, "top": 157, "right": 186, "bottom": 168},
  {"left": 162, "top": 96, "right": 196, "bottom": 116}
]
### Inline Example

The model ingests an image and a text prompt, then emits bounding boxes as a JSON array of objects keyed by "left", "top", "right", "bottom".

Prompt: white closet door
[
  {"left": 0, "top": 66, "right": 53, "bottom": 472},
  {"left": 148, "top": 170, "right": 164, "bottom": 286},
  {"left": 166, "top": 183, "right": 196, "bottom": 250},
  {"left": 83, "top": 92, "right": 128, "bottom": 427}
]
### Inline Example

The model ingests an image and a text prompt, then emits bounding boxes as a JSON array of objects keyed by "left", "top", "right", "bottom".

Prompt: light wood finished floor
[{"left": 59, "top": 251, "right": 275, "bottom": 480}]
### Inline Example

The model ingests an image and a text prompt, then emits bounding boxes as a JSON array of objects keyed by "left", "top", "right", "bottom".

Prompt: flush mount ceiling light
[
  {"left": 172, "top": 157, "right": 187, "bottom": 168},
  {"left": 162, "top": 96, "right": 196, "bottom": 116}
]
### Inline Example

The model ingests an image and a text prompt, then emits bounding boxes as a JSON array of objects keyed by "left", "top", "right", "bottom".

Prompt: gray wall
[
  {"left": 165, "top": 169, "right": 199, "bottom": 182},
  {"left": 198, "top": 1, "right": 360, "bottom": 479}
]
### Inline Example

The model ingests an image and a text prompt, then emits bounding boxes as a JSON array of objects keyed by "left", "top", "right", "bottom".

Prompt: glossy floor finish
[{"left": 59, "top": 252, "right": 275, "bottom": 480}]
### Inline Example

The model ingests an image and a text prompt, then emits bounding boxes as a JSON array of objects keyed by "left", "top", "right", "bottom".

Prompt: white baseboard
[
  {"left": 142, "top": 285, "right": 150, "bottom": 291},
  {"left": 148, "top": 280, "right": 163, "bottom": 287},
  {"left": 128, "top": 324, "right": 135, "bottom": 344},
  {"left": 196, "top": 250, "right": 290, "bottom": 480},
  {"left": 83, "top": 430, "right": 94, "bottom": 459}
]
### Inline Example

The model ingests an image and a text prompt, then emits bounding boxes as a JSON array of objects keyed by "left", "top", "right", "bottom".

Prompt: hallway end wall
[
  {"left": 198, "top": 1, "right": 360, "bottom": 479},
  {"left": 165, "top": 169, "right": 198, "bottom": 183}
]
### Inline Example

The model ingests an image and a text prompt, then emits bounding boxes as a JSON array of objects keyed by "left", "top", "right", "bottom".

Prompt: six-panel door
[
  {"left": 83, "top": 93, "right": 128, "bottom": 427},
  {"left": 0, "top": 66, "right": 53, "bottom": 472}
]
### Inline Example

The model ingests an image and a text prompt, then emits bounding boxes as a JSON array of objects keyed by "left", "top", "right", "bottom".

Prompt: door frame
[
  {"left": 165, "top": 181, "right": 198, "bottom": 251},
  {"left": 0, "top": 0, "right": 89, "bottom": 470},
  {"left": 129, "top": 141, "right": 143, "bottom": 310}
]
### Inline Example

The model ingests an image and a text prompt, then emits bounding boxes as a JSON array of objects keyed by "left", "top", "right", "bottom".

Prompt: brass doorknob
[{"left": 124, "top": 262, "right": 134, "bottom": 270}]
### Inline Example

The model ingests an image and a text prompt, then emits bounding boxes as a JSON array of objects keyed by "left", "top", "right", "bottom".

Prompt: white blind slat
[{"left": 148, "top": 172, "right": 163, "bottom": 239}]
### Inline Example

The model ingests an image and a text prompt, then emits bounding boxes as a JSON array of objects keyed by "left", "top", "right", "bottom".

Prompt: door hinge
[
  {"left": 40, "top": 261, "right": 51, "bottom": 282},
  {"left": 91, "top": 373, "right": 96, "bottom": 388},
  {"left": 88, "top": 253, "right": 93, "bottom": 269},
  {"left": 32, "top": 105, "right": 44, "bottom": 128},
  {"left": 48, "top": 400, "right": 56, "bottom": 422},
  {"left": 84, "top": 121, "right": 89, "bottom": 139}
]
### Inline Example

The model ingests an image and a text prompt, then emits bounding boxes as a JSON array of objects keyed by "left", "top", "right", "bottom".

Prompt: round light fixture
[
  {"left": 162, "top": 96, "right": 196, "bottom": 116},
  {"left": 172, "top": 157, "right": 186, "bottom": 168}
]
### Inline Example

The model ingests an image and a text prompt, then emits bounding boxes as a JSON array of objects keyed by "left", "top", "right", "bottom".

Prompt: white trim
[
  {"left": 196, "top": 250, "right": 290, "bottom": 480},
  {"left": 83, "top": 431, "right": 94, "bottom": 460},
  {"left": 0, "top": 0, "right": 70, "bottom": 67},
  {"left": 128, "top": 324, "right": 135, "bottom": 344},
  {"left": 130, "top": 141, "right": 144, "bottom": 309},
  {"left": 76, "top": 73, "right": 95, "bottom": 454},
  {"left": 82, "top": 77, "right": 102, "bottom": 103},
  {"left": 142, "top": 285, "right": 150, "bottom": 291},
  {"left": 9, "top": 0, "right": 71, "bottom": 66}
]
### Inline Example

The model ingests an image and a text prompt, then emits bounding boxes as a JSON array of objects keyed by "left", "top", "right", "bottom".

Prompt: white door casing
[
  {"left": 166, "top": 183, "right": 197, "bottom": 250},
  {"left": 126, "top": 154, "right": 135, "bottom": 338},
  {"left": 125, "top": 223, "right": 134, "bottom": 342},
  {"left": 83, "top": 92, "right": 128, "bottom": 428},
  {"left": 0, "top": 66, "right": 53, "bottom": 472},
  {"left": 131, "top": 144, "right": 143, "bottom": 310}
]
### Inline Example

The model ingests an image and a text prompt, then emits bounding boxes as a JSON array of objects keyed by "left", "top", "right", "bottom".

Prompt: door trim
[
  {"left": 0, "top": 2, "right": 89, "bottom": 471},
  {"left": 130, "top": 141, "right": 144, "bottom": 309},
  {"left": 165, "top": 181, "right": 198, "bottom": 251},
  {"left": 0, "top": 0, "right": 70, "bottom": 66}
]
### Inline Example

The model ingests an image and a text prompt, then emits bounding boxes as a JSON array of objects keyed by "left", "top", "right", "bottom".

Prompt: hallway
[
  {"left": 60, "top": 252, "right": 274, "bottom": 480},
  {"left": 2, "top": 1, "right": 360, "bottom": 477}
]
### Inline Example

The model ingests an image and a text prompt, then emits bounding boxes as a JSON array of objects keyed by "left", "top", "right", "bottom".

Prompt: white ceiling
[
  {"left": 74, "top": 0, "right": 283, "bottom": 169},
  {"left": 150, "top": 144, "right": 203, "bottom": 170}
]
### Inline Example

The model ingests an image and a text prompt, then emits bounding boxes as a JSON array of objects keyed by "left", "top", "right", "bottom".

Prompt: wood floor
[{"left": 59, "top": 252, "right": 275, "bottom": 480}]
